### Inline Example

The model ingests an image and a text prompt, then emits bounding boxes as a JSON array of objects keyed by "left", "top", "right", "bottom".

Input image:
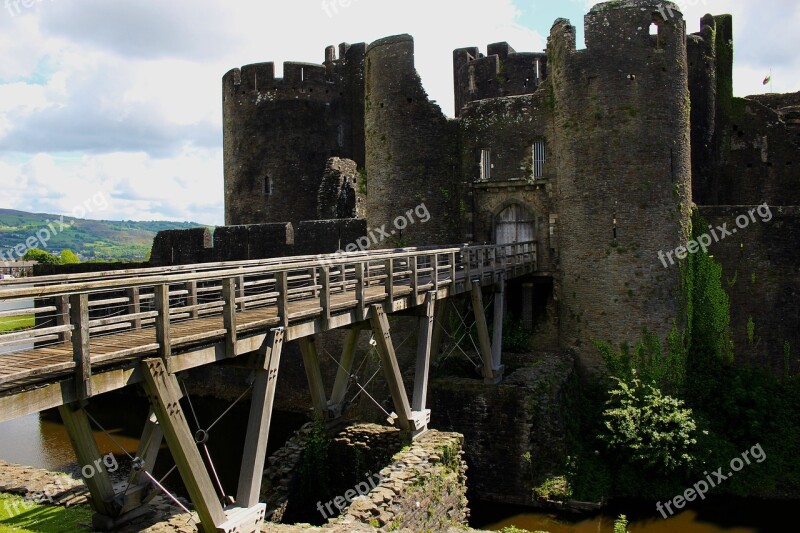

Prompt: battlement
[
  {"left": 223, "top": 42, "right": 366, "bottom": 101},
  {"left": 453, "top": 41, "right": 547, "bottom": 116},
  {"left": 585, "top": 0, "right": 685, "bottom": 52}
]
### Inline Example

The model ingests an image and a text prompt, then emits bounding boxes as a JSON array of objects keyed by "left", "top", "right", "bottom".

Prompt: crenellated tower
[
  {"left": 453, "top": 42, "right": 547, "bottom": 117},
  {"left": 223, "top": 44, "right": 366, "bottom": 227}
]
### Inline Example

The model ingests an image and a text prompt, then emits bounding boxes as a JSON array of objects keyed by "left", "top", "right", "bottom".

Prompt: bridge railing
[{"left": 0, "top": 242, "right": 536, "bottom": 392}]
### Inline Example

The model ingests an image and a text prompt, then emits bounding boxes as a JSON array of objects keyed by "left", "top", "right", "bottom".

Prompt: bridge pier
[
  {"left": 58, "top": 402, "right": 167, "bottom": 530},
  {"left": 370, "top": 303, "right": 431, "bottom": 437},
  {"left": 138, "top": 327, "right": 285, "bottom": 533},
  {"left": 471, "top": 278, "right": 505, "bottom": 384}
]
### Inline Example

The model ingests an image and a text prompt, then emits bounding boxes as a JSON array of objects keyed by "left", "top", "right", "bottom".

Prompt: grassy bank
[
  {"left": 0, "top": 316, "right": 34, "bottom": 333},
  {"left": 0, "top": 493, "right": 92, "bottom": 532}
]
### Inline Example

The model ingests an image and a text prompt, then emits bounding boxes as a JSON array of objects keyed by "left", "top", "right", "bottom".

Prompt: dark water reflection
[{"left": 473, "top": 499, "right": 790, "bottom": 533}]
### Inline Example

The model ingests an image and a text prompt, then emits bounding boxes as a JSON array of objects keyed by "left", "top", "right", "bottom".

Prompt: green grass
[
  {"left": 0, "top": 316, "right": 34, "bottom": 333},
  {"left": 0, "top": 493, "right": 92, "bottom": 532}
]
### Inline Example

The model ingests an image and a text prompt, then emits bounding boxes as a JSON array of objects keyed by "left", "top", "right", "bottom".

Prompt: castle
[{"left": 154, "top": 0, "right": 799, "bottom": 372}]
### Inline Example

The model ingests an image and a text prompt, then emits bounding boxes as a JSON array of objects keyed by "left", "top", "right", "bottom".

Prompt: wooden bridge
[{"left": 0, "top": 242, "right": 536, "bottom": 532}]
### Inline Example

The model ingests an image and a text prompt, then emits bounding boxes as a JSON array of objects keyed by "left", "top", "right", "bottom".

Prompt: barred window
[
  {"left": 532, "top": 140, "right": 546, "bottom": 179},
  {"left": 480, "top": 149, "right": 491, "bottom": 181}
]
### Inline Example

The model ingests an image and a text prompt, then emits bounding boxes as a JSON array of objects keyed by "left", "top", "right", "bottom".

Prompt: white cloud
[{"left": 0, "top": 0, "right": 795, "bottom": 227}]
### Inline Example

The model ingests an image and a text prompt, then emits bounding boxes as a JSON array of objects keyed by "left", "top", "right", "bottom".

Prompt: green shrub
[{"left": 600, "top": 377, "right": 697, "bottom": 474}]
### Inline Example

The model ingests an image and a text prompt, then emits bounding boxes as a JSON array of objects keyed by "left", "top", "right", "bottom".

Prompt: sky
[{"left": 0, "top": 0, "right": 796, "bottom": 226}]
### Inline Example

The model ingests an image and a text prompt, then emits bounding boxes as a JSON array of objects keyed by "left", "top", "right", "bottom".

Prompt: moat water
[
  {"left": 0, "top": 408, "right": 791, "bottom": 533},
  {"left": 471, "top": 500, "right": 789, "bottom": 533}
]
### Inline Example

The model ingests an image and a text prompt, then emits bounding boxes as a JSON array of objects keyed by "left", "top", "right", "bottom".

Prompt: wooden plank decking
[{"left": 0, "top": 243, "right": 537, "bottom": 422}]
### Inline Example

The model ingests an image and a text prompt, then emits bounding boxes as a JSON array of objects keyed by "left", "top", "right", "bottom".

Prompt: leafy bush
[
  {"left": 595, "top": 325, "right": 686, "bottom": 394},
  {"left": 22, "top": 248, "right": 61, "bottom": 264},
  {"left": 614, "top": 515, "right": 630, "bottom": 533},
  {"left": 600, "top": 377, "right": 697, "bottom": 474}
]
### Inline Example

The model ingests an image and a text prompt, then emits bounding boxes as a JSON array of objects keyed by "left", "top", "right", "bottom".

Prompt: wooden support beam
[
  {"left": 470, "top": 283, "right": 498, "bottom": 384},
  {"left": 355, "top": 262, "right": 366, "bottom": 321},
  {"left": 384, "top": 259, "right": 394, "bottom": 309},
  {"left": 329, "top": 327, "right": 360, "bottom": 417},
  {"left": 275, "top": 272, "right": 289, "bottom": 329},
  {"left": 433, "top": 254, "right": 440, "bottom": 292},
  {"left": 153, "top": 284, "right": 171, "bottom": 366},
  {"left": 237, "top": 275, "right": 247, "bottom": 311},
  {"left": 430, "top": 298, "right": 449, "bottom": 360},
  {"left": 58, "top": 403, "right": 118, "bottom": 517},
  {"left": 299, "top": 336, "right": 328, "bottom": 417},
  {"left": 369, "top": 304, "right": 413, "bottom": 431},
  {"left": 492, "top": 274, "right": 505, "bottom": 373},
  {"left": 463, "top": 248, "right": 472, "bottom": 291},
  {"left": 412, "top": 292, "right": 436, "bottom": 436},
  {"left": 140, "top": 358, "right": 227, "bottom": 530},
  {"left": 119, "top": 411, "right": 163, "bottom": 515},
  {"left": 69, "top": 293, "right": 91, "bottom": 399},
  {"left": 410, "top": 255, "right": 419, "bottom": 296},
  {"left": 319, "top": 267, "right": 331, "bottom": 330},
  {"left": 222, "top": 278, "right": 237, "bottom": 359},
  {"left": 126, "top": 287, "right": 142, "bottom": 329},
  {"left": 185, "top": 282, "right": 199, "bottom": 320},
  {"left": 55, "top": 295, "right": 72, "bottom": 343},
  {"left": 236, "top": 328, "right": 284, "bottom": 508}
]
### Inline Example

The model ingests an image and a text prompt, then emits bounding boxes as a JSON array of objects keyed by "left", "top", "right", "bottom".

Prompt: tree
[
  {"left": 22, "top": 248, "right": 61, "bottom": 265},
  {"left": 59, "top": 249, "right": 80, "bottom": 264}
]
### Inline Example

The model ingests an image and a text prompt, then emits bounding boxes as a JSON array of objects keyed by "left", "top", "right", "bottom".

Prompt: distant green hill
[{"left": 0, "top": 209, "right": 207, "bottom": 262}]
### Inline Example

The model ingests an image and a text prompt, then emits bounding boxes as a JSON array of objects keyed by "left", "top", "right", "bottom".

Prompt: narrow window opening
[
  {"left": 649, "top": 23, "right": 659, "bottom": 36},
  {"left": 469, "top": 69, "right": 477, "bottom": 92},
  {"left": 532, "top": 140, "right": 546, "bottom": 179},
  {"left": 264, "top": 176, "right": 273, "bottom": 196},
  {"left": 300, "top": 67, "right": 305, "bottom": 83},
  {"left": 480, "top": 149, "right": 491, "bottom": 181},
  {"left": 535, "top": 59, "right": 541, "bottom": 81},
  {"left": 613, "top": 215, "right": 618, "bottom": 240}
]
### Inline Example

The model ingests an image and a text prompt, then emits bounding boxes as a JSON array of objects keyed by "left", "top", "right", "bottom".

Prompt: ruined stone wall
[
  {"left": 149, "top": 227, "right": 213, "bottom": 266},
  {"left": 212, "top": 223, "right": 294, "bottom": 262},
  {"left": 260, "top": 422, "right": 469, "bottom": 531},
  {"left": 687, "top": 14, "right": 718, "bottom": 202},
  {"left": 147, "top": 220, "right": 367, "bottom": 267},
  {"left": 428, "top": 351, "right": 573, "bottom": 506},
  {"left": 548, "top": 0, "right": 692, "bottom": 370},
  {"left": 317, "top": 157, "right": 365, "bottom": 220},
  {"left": 294, "top": 219, "right": 368, "bottom": 256},
  {"left": 690, "top": 15, "right": 800, "bottom": 206},
  {"left": 454, "top": 42, "right": 547, "bottom": 116},
  {"left": 697, "top": 206, "right": 800, "bottom": 375},
  {"left": 223, "top": 44, "right": 367, "bottom": 227},
  {"left": 365, "top": 35, "right": 462, "bottom": 247}
]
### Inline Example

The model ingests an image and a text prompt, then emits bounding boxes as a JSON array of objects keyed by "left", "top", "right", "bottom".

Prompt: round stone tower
[
  {"left": 223, "top": 44, "right": 365, "bottom": 227},
  {"left": 364, "top": 35, "right": 461, "bottom": 247},
  {"left": 548, "top": 0, "right": 692, "bottom": 369}
]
